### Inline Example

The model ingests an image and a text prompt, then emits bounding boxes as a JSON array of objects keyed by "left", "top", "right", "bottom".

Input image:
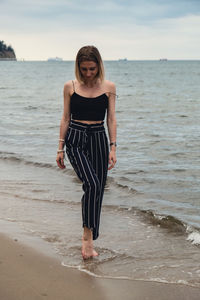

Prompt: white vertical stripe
[
  {"left": 71, "top": 144, "right": 90, "bottom": 225},
  {"left": 96, "top": 131, "right": 104, "bottom": 236},
  {"left": 72, "top": 129, "right": 77, "bottom": 144},
  {"left": 90, "top": 134, "right": 94, "bottom": 164},
  {"left": 67, "top": 129, "right": 87, "bottom": 226},
  {"left": 70, "top": 145, "right": 82, "bottom": 180},
  {"left": 90, "top": 134, "right": 96, "bottom": 226},
  {"left": 78, "top": 130, "right": 80, "bottom": 145},
  {"left": 95, "top": 132, "right": 98, "bottom": 174},
  {"left": 98, "top": 132, "right": 104, "bottom": 192},
  {"left": 68, "top": 128, "right": 72, "bottom": 140},
  {"left": 70, "top": 145, "right": 86, "bottom": 225},
  {"left": 102, "top": 132, "right": 108, "bottom": 171}
]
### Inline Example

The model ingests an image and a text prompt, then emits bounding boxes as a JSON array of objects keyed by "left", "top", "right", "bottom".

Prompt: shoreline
[{"left": 0, "top": 232, "right": 200, "bottom": 300}]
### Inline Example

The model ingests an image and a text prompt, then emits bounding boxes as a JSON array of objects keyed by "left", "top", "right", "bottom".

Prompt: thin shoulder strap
[{"left": 72, "top": 80, "right": 75, "bottom": 92}]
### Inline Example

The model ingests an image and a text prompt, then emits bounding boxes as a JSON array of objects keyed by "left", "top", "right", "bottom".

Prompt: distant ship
[
  {"left": 47, "top": 57, "right": 63, "bottom": 61},
  {"left": 118, "top": 58, "right": 128, "bottom": 61},
  {"left": 159, "top": 58, "right": 168, "bottom": 61}
]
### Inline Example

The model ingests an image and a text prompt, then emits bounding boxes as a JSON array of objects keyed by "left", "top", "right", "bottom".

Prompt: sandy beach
[{"left": 0, "top": 233, "right": 199, "bottom": 300}]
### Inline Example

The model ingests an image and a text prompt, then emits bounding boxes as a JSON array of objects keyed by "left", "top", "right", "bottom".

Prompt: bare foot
[{"left": 81, "top": 237, "right": 98, "bottom": 260}]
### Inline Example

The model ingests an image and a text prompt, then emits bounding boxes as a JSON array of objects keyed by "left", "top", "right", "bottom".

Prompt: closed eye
[{"left": 81, "top": 67, "right": 96, "bottom": 71}]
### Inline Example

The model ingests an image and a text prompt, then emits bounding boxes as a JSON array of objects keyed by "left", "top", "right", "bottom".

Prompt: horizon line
[{"left": 6, "top": 59, "right": 200, "bottom": 62}]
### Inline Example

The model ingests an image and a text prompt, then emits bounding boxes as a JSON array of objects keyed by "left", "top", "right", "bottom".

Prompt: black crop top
[{"left": 70, "top": 92, "right": 108, "bottom": 121}]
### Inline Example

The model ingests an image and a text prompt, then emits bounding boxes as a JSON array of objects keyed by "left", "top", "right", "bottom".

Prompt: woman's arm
[
  {"left": 106, "top": 81, "right": 117, "bottom": 170},
  {"left": 56, "top": 81, "right": 71, "bottom": 169}
]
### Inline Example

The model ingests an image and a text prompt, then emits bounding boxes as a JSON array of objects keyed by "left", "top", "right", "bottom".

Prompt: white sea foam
[
  {"left": 187, "top": 231, "right": 200, "bottom": 245},
  {"left": 61, "top": 261, "right": 130, "bottom": 280},
  {"left": 61, "top": 262, "right": 194, "bottom": 287},
  {"left": 177, "top": 280, "right": 189, "bottom": 285}
]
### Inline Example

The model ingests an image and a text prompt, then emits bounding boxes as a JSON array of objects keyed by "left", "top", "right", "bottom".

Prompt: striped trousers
[{"left": 65, "top": 120, "right": 109, "bottom": 240}]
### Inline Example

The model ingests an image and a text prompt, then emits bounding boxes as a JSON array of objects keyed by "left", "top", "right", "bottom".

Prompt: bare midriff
[{"left": 72, "top": 119, "right": 103, "bottom": 124}]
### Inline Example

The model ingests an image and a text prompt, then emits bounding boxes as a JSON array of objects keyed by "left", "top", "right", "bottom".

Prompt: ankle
[
  {"left": 83, "top": 227, "right": 92, "bottom": 241},
  {"left": 82, "top": 234, "right": 92, "bottom": 241}
]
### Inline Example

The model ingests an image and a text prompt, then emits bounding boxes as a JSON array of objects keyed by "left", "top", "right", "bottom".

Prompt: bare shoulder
[
  {"left": 63, "top": 80, "right": 74, "bottom": 95},
  {"left": 104, "top": 80, "right": 116, "bottom": 97},
  {"left": 104, "top": 80, "right": 116, "bottom": 90}
]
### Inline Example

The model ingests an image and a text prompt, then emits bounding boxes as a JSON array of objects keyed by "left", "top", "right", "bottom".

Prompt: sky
[{"left": 0, "top": 0, "right": 200, "bottom": 60}]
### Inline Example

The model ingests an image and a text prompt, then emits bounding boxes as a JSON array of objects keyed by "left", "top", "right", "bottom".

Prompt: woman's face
[{"left": 79, "top": 61, "right": 98, "bottom": 81}]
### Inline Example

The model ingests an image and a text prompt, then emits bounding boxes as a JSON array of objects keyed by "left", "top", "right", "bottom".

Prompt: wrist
[
  {"left": 57, "top": 149, "right": 65, "bottom": 154},
  {"left": 110, "top": 142, "right": 117, "bottom": 147},
  {"left": 110, "top": 141, "right": 117, "bottom": 151},
  {"left": 58, "top": 139, "right": 65, "bottom": 151}
]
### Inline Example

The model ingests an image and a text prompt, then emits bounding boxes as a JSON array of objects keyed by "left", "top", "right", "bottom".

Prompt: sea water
[{"left": 0, "top": 60, "right": 200, "bottom": 287}]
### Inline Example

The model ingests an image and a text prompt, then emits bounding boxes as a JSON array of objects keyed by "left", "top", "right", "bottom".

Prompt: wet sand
[{"left": 0, "top": 233, "right": 200, "bottom": 300}]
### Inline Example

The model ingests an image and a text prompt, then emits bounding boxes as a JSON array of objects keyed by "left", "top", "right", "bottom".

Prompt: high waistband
[{"left": 69, "top": 120, "right": 105, "bottom": 132}]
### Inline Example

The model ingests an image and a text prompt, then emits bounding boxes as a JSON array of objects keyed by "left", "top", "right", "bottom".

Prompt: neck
[{"left": 83, "top": 78, "right": 98, "bottom": 88}]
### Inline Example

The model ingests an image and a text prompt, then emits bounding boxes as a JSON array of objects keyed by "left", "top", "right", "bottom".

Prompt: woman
[{"left": 56, "top": 45, "right": 117, "bottom": 259}]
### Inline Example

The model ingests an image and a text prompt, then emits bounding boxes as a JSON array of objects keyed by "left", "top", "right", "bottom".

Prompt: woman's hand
[
  {"left": 108, "top": 150, "right": 117, "bottom": 170},
  {"left": 56, "top": 152, "right": 66, "bottom": 169}
]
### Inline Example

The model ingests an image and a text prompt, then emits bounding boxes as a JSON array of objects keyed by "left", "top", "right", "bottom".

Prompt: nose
[{"left": 86, "top": 70, "right": 91, "bottom": 77}]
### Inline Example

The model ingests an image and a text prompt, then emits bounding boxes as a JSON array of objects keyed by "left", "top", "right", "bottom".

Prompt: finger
[
  {"left": 56, "top": 159, "right": 65, "bottom": 169},
  {"left": 56, "top": 160, "right": 61, "bottom": 168},
  {"left": 108, "top": 160, "right": 114, "bottom": 170},
  {"left": 61, "top": 159, "right": 66, "bottom": 168},
  {"left": 108, "top": 157, "right": 117, "bottom": 170}
]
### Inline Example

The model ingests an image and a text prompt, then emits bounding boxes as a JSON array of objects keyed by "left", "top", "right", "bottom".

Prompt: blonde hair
[{"left": 75, "top": 45, "right": 105, "bottom": 83}]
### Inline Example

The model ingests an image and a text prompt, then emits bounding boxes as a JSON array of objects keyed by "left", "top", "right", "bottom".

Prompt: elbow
[
  {"left": 107, "top": 116, "right": 117, "bottom": 127},
  {"left": 61, "top": 114, "right": 70, "bottom": 125}
]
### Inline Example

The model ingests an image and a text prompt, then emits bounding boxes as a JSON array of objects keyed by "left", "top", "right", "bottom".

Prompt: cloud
[
  {"left": 1, "top": 0, "right": 200, "bottom": 59},
  {"left": 1, "top": 0, "right": 200, "bottom": 27}
]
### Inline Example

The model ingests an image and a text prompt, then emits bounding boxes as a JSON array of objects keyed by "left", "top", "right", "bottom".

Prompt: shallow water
[{"left": 0, "top": 60, "right": 200, "bottom": 287}]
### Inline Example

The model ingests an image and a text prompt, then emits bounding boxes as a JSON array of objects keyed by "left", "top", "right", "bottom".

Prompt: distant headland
[{"left": 0, "top": 40, "right": 16, "bottom": 61}]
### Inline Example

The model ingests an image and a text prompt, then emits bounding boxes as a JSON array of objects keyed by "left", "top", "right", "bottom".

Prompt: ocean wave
[
  {"left": 0, "top": 151, "right": 57, "bottom": 170},
  {"left": 114, "top": 183, "right": 138, "bottom": 194},
  {"left": 126, "top": 170, "right": 146, "bottom": 175},
  {"left": 1, "top": 156, "right": 55, "bottom": 169},
  {"left": 60, "top": 246, "right": 134, "bottom": 278},
  {"left": 61, "top": 260, "right": 196, "bottom": 288},
  {"left": 61, "top": 261, "right": 132, "bottom": 280},
  {"left": 172, "top": 168, "right": 186, "bottom": 172},
  {"left": 133, "top": 208, "right": 200, "bottom": 246},
  {"left": 170, "top": 152, "right": 186, "bottom": 157},
  {"left": 102, "top": 204, "right": 200, "bottom": 245},
  {"left": 186, "top": 230, "right": 200, "bottom": 245},
  {"left": 139, "top": 209, "right": 187, "bottom": 234},
  {"left": 107, "top": 177, "right": 139, "bottom": 195},
  {"left": 24, "top": 105, "right": 38, "bottom": 110},
  {"left": 0, "top": 151, "right": 141, "bottom": 195},
  {"left": 1, "top": 151, "right": 200, "bottom": 247}
]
